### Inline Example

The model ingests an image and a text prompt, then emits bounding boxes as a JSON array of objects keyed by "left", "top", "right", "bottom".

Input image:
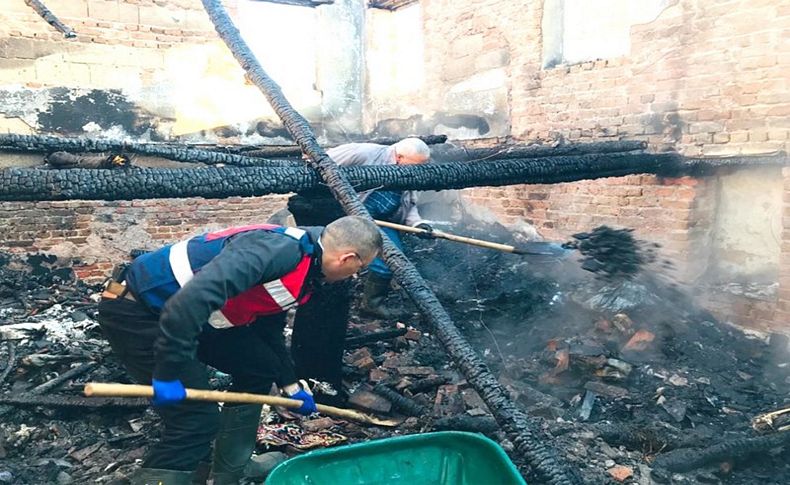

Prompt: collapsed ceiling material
[{"left": 201, "top": 0, "right": 581, "bottom": 481}]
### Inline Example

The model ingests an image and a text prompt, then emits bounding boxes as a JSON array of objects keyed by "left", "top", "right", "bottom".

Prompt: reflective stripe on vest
[
  {"left": 168, "top": 239, "right": 194, "bottom": 287},
  {"left": 167, "top": 225, "right": 311, "bottom": 328},
  {"left": 168, "top": 227, "right": 307, "bottom": 292}
]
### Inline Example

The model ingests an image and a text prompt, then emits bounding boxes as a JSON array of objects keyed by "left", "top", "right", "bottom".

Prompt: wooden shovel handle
[
  {"left": 84, "top": 382, "right": 301, "bottom": 407},
  {"left": 374, "top": 219, "right": 524, "bottom": 254},
  {"left": 83, "top": 382, "right": 401, "bottom": 427}
]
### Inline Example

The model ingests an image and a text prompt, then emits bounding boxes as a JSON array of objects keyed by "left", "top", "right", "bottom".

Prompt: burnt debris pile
[
  {"left": 563, "top": 226, "right": 661, "bottom": 279},
  {"left": 404, "top": 219, "right": 790, "bottom": 484}
]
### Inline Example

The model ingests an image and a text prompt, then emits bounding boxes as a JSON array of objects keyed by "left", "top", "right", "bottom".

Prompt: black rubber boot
[
  {"left": 210, "top": 404, "right": 262, "bottom": 485},
  {"left": 131, "top": 468, "right": 193, "bottom": 485},
  {"left": 360, "top": 273, "right": 405, "bottom": 320}
]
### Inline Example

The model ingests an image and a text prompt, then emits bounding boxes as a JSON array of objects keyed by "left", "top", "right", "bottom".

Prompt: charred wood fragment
[
  {"left": 201, "top": 1, "right": 582, "bottom": 482},
  {"left": 433, "top": 415, "right": 500, "bottom": 433},
  {"left": 430, "top": 140, "right": 648, "bottom": 162},
  {"left": 29, "top": 361, "right": 98, "bottom": 395},
  {"left": 407, "top": 375, "right": 450, "bottom": 394},
  {"left": 372, "top": 384, "right": 427, "bottom": 416},
  {"left": 45, "top": 151, "right": 132, "bottom": 170},
  {"left": 0, "top": 153, "right": 680, "bottom": 202},
  {"left": 0, "top": 393, "right": 148, "bottom": 409},
  {"left": 596, "top": 422, "right": 683, "bottom": 452},
  {"left": 0, "top": 342, "right": 16, "bottom": 386},
  {"left": 652, "top": 431, "right": 790, "bottom": 473},
  {"left": 344, "top": 328, "right": 408, "bottom": 349},
  {"left": 24, "top": 0, "right": 76, "bottom": 38}
]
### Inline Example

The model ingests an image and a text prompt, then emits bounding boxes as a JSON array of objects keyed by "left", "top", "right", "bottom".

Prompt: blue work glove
[
  {"left": 289, "top": 388, "right": 318, "bottom": 415},
  {"left": 414, "top": 223, "right": 435, "bottom": 239},
  {"left": 152, "top": 379, "right": 186, "bottom": 406}
]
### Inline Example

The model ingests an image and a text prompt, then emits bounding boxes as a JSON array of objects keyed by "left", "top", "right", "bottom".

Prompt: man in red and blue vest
[{"left": 96, "top": 216, "right": 382, "bottom": 485}]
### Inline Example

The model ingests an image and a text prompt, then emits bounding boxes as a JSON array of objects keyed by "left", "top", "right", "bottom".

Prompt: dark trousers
[
  {"left": 291, "top": 280, "right": 352, "bottom": 390},
  {"left": 97, "top": 298, "right": 284, "bottom": 471}
]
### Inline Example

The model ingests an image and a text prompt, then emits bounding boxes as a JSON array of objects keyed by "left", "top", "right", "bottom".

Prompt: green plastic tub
[{"left": 265, "top": 431, "right": 526, "bottom": 485}]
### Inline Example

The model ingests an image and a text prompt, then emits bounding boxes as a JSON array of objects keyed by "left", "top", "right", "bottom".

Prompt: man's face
[
  {"left": 395, "top": 153, "right": 429, "bottom": 166},
  {"left": 321, "top": 250, "right": 374, "bottom": 282}
]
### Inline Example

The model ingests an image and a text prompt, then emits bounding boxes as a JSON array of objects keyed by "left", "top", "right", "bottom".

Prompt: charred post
[{"left": 24, "top": 0, "right": 76, "bottom": 38}]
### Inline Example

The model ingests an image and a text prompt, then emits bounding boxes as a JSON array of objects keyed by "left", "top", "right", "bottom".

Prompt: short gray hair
[
  {"left": 323, "top": 216, "right": 382, "bottom": 260},
  {"left": 394, "top": 138, "right": 431, "bottom": 160}
]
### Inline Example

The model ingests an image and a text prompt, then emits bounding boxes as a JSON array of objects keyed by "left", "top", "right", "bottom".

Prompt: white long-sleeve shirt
[{"left": 327, "top": 143, "right": 426, "bottom": 227}]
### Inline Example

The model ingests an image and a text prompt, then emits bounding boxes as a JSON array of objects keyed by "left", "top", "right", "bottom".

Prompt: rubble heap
[{"left": 1, "top": 216, "right": 789, "bottom": 484}]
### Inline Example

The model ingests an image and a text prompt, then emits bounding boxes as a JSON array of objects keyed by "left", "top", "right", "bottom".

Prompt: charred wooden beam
[
  {"left": 372, "top": 384, "right": 427, "bottom": 416},
  {"left": 0, "top": 153, "right": 680, "bottom": 202},
  {"left": 407, "top": 375, "right": 450, "bottom": 394},
  {"left": 667, "top": 153, "right": 788, "bottom": 176},
  {"left": 0, "top": 134, "right": 294, "bottom": 167},
  {"left": 433, "top": 415, "right": 500, "bottom": 433},
  {"left": 344, "top": 328, "right": 408, "bottom": 348},
  {"left": 0, "top": 393, "right": 148, "bottom": 409},
  {"left": 201, "top": 1, "right": 581, "bottom": 483},
  {"left": 29, "top": 361, "right": 98, "bottom": 395},
  {"left": 239, "top": 134, "right": 448, "bottom": 158},
  {"left": 430, "top": 140, "right": 648, "bottom": 162},
  {"left": 46, "top": 151, "right": 133, "bottom": 169},
  {"left": 368, "top": 0, "right": 418, "bottom": 10},
  {"left": 24, "top": 0, "right": 76, "bottom": 38},
  {"left": 652, "top": 431, "right": 790, "bottom": 473},
  {"left": 0, "top": 343, "right": 15, "bottom": 386}
]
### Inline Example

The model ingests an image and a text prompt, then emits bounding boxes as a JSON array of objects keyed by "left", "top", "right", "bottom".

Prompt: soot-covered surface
[{"left": 404, "top": 218, "right": 790, "bottom": 484}]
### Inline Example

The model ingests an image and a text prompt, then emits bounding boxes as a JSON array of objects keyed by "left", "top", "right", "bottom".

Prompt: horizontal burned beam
[
  {"left": 0, "top": 133, "right": 446, "bottom": 167},
  {"left": 0, "top": 153, "right": 681, "bottom": 201},
  {"left": 0, "top": 134, "right": 294, "bottom": 167},
  {"left": 430, "top": 140, "right": 648, "bottom": 162},
  {"left": 237, "top": 134, "right": 448, "bottom": 158}
]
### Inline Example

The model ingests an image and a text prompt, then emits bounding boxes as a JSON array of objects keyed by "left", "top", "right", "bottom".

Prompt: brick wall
[
  {"left": 0, "top": 0, "right": 361, "bottom": 140},
  {"left": 0, "top": 195, "right": 288, "bottom": 282},
  {"left": 0, "top": 0, "right": 218, "bottom": 88},
  {"left": 419, "top": 0, "right": 789, "bottom": 154},
  {"left": 416, "top": 0, "right": 790, "bottom": 332}
]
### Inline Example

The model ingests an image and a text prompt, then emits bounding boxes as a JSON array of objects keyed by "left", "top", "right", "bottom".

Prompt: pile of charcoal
[{"left": 562, "top": 226, "right": 663, "bottom": 279}]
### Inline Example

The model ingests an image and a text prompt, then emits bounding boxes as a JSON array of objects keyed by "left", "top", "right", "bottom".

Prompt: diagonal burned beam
[
  {"left": 200, "top": 1, "right": 581, "bottom": 483},
  {"left": 24, "top": 0, "right": 76, "bottom": 38},
  {"left": 0, "top": 153, "right": 680, "bottom": 201}
]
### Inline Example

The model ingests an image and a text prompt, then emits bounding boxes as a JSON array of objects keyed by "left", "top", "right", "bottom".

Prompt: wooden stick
[
  {"left": 374, "top": 219, "right": 558, "bottom": 255},
  {"left": 83, "top": 382, "right": 401, "bottom": 427}
]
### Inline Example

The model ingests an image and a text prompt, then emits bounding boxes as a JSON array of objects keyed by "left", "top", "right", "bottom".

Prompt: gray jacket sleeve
[{"left": 153, "top": 231, "right": 303, "bottom": 381}]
